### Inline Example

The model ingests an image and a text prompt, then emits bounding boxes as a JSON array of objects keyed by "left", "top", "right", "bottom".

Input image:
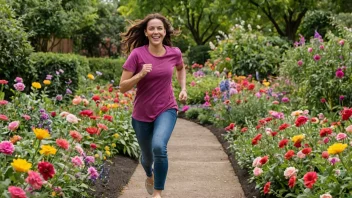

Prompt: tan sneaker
[{"left": 145, "top": 178, "right": 154, "bottom": 195}]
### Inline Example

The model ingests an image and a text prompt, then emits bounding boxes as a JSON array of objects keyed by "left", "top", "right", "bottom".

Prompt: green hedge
[
  {"left": 30, "top": 52, "right": 90, "bottom": 97},
  {"left": 188, "top": 45, "right": 211, "bottom": 65},
  {"left": 88, "top": 57, "right": 125, "bottom": 83}
]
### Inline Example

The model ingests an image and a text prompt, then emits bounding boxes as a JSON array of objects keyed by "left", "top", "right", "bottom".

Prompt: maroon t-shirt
[{"left": 122, "top": 45, "right": 183, "bottom": 122}]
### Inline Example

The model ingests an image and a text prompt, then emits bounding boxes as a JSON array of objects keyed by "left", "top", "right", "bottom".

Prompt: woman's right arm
[{"left": 119, "top": 64, "right": 152, "bottom": 93}]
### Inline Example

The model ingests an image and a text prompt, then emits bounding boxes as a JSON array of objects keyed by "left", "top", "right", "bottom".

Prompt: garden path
[{"left": 119, "top": 118, "right": 245, "bottom": 198}]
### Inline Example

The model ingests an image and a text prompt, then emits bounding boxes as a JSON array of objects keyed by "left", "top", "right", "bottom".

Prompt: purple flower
[
  {"left": 14, "top": 77, "right": 23, "bottom": 83},
  {"left": 329, "top": 157, "right": 340, "bottom": 165},
  {"left": 340, "top": 95, "right": 345, "bottom": 101},
  {"left": 88, "top": 167, "right": 99, "bottom": 180},
  {"left": 297, "top": 60, "right": 303, "bottom": 66},
  {"left": 13, "top": 82, "right": 25, "bottom": 92},
  {"left": 255, "top": 92, "right": 261, "bottom": 98},
  {"left": 46, "top": 75, "right": 53, "bottom": 80},
  {"left": 229, "top": 88, "right": 238, "bottom": 95},
  {"left": 66, "top": 89, "right": 72, "bottom": 95},
  {"left": 85, "top": 156, "right": 95, "bottom": 164},
  {"left": 299, "top": 34, "right": 305, "bottom": 45},
  {"left": 56, "top": 71, "right": 60, "bottom": 75},
  {"left": 56, "top": 95, "right": 63, "bottom": 101},
  {"left": 65, "top": 79, "right": 72, "bottom": 85},
  {"left": 0, "top": 141, "right": 15, "bottom": 155},
  {"left": 281, "top": 97, "right": 290, "bottom": 103},
  {"left": 314, "top": 30, "right": 322, "bottom": 39},
  {"left": 96, "top": 71, "right": 102, "bottom": 76},
  {"left": 336, "top": 69, "right": 344, "bottom": 78},
  {"left": 40, "top": 113, "right": 49, "bottom": 120},
  {"left": 313, "top": 54, "right": 321, "bottom": 61}
]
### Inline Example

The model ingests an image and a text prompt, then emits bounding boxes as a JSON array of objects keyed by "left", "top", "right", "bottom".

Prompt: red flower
[
  {"left": 319, "top": 128, "right": 332, "bottom": 137},
  {"left": 89, "top": 115, "right": 99, "bottom": 120},
  {"left": 288, "top": 176, "right": 296, "bottom": 188},
  {"left": 103, "top": 115, "right": 113, "bottom": 122},
  {"left": 90, "top": 143, "right": 97, "bottom": 149},
  {"left": 86, "top": 127, "right": 99, "bottom": 135},
  {"left": 236, "top": 100, "right": 241, "bottom": 105},
  {"left": 321, "top": 151, "right": 329, "bottom": 159},
  {"left": 303, "top": 172, "right": 318, "bottom": 189},
  {"left": 241, "top": 127, "right": 248, "bottom": 133},
  {"left": 0, "top": 100, "right": 9, "bottom": 105},
  {"left": 278, "top": 139, "right": 289, "bottom": 148},
  {"left": 225, "top": 123, "right": 235, "bottom": 131},
  {"left": 295, "top": 116, "right": 308, "bottom": 127},
  {"left": 79, "top": 110, "right": 93, "bottom": 117},
  {"left": 92, "top": 95, "right": 100, "bottom": 102},
  {"left": 264, "top": 117, "right": 272, "bottom": 122},
  {"left": 100, "top": 106, "right": 109, "bottom": 113},
  {"left": 263, "top": 182, "right": 270, "bottom": 194},
  {"left": 38, "top": 161, "right": 55, "bottom": 180},
  {"left": 108, "top": 86, "right": 113, "bottom": 92},
  {"left": 293, "top": 141, "right": 302, "bottom": 148},
  {"left": 255, "top": 125, "right": 262, "bottom": 130},
  {"left": 248, "top": 83, "right": 255, "bottom": 90},
  {"left": 278, "top": 123, "right": 290, "bottom": 131},
  {"left": 259, "top": 156, "right": 269, "bottom": 165},
  {"left": 56, "top": 138, "right": 69, "bottom": 150},
  {"left": 302, "top": 147, "right": 312, "bottom": 155},
  {"left": 50, "top": 111, "right": 56, "bottom": 117},
  {"left": 252, "top": 134, "right": 262, "bottom": 145},
  {"left": 285, "top": 150, "right": 295, "bottom": 160},
  {"left": 271, "top": 131, "right": 278, "bottom": 136},
  {"left": 0, "top": 80, "right": 8, "bottom": 84},
  {"left": 97, "top": 123, "right": 108, "bottom": 130},
  {"left": 341, "top": 108, "right": 352, "bottom": 121},
  {"left": 69, "top": 130, "right": 82, "bottom": 142},
  {"left": 114, "top": 98, "right": 119, "bottom": 103},
  {"left": 0, "top": 114, "right": 9, "bottom": 121},
  {"left": 259, "top": 119, "right": 267, "bottom": 125}
]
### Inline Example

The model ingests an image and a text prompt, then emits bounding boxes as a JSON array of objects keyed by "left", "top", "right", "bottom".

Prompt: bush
[
  {"left": 188, "top": 45, "right": 210, "bottom": 65},
  {"left": 279, "top": 30, "right": 352, "bottom": 111},
  {"left": 30, "top": 52, "right": 90, "bottom": 97},
  {"left": 185, "top": 108, "right": 202, "bottom": 119},
  {"left": 0, "top": 2, "right": 33, "bottom": 95},
  {"left": 209, "top": 25, "right": 288, "bottom": 78},
  {"left": 299, "top": 10, "right": 334, "bottom": 39},
  {"left": 88, "top": 57, "right": 125, "bottom": 83}
]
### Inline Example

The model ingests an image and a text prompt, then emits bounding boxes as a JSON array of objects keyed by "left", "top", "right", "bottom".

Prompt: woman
[{"left": 119, "top": 13, "right": 187, "bottom": 198}]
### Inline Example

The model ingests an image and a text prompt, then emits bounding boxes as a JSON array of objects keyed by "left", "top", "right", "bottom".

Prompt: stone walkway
[{"left": 119, "top": 118, "right": 245, "bottom": 198}]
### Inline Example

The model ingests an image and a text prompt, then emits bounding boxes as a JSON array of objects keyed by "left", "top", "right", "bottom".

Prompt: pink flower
[
  {"left": 323, "top": 137, "right": 330, "bottom": 144},
  {"left": 72, "top": 96, "right": 82, "bottom": 105},
  {"left": 313, "top": 54, "right": 321, "bottom": 61},
  {"left": 182, "top": 105, "right": 190, "bottom": 112},
  {"left": 297, "top": 151, "right": 306, "bottom": 159},
  {"left": 71, "top": 156, "right": 84, "bottom": 167},
  {"left": 190, "top": 81, "right": 196, "bottom": 87},
  {"left": 13, "top": 83, "right": 25, "bottom": 92},
  {"left": 346, "top": 125, "right": 352, "bottom": 133},
  {"left": 0, "top": 114, "right": 9, "bottom": 121},
  {"left": 297, "top": 60, "right": 303, "bottom": 66},
  {"left": 8, "top": 186, "right": 27, "bottom": 198},
  {"left": 56, "top": 139, "right": 69, "bottom": 150},
  {"left": 329, "top": 157, "right": 340, "bottom": 165},
  {"left": 25, "top": 170, "right": 44, "bottom": 190},
  {"left": 0, "top": 141, "right": 15, "bottom": 155},
  {"left": 308, "top": 47, "right": 313, "bottom": 53},
  {"left": 253, "top": 167, "right": 263, "bottom": 176},
  {"left": 66, "top": 114, "right": 80, "bottom": 123},
  {"left": 339, "top": 40, "right": 345, "bottom": 46},
  {"left": 320, "top": 193, "right": 332, "bottom": 198},
  {"left": 15, "top": 77, "right": 23, "bottom": 83},
  {"left": 85, "top": 156, "right": 95, "bottom": 164},
  {"left": 0, "top": 100, "right": 9, "bottom": 105},
  {"left": 75, "top": 145, "right": 85, "bottom": 156},
  {"left": 284, "top": 167, "right": 298, "bottom": 179},
  {"left": 88, "top": 166, "right": 99, "bottom": 180},
  {"left": 22, "top": 115, "right": 31, "bottom": 121},
  {"left": 8, "top": 121, "right": 20, "bottom": 131},
  {"left": 336, "top": 133, "right": 347, "bottom": 141},
  {"left": 336, "top": 68, "right": 344, "bottom": 78},
  {"left": 252, "top": 157, "right": 262, "bottom": 167}
]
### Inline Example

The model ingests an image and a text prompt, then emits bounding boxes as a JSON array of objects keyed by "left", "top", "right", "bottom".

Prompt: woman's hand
[
  {"left": 179, "top": 90, "right": 187, "bottom": 104},
  {"left": 139, "top": 64, "right": 152, "bottom": 77}
]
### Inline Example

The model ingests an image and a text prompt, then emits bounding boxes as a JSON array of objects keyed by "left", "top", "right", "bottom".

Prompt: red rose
[
  {"left": 248, "top": 83, "right": 255, "bottom": 90},
  {"left": 321, "top": 151, "right": 329, "bottom": 159},
  {"left": 293, "top": 141, "right": 302, "bottom": 148},
  {"left": 92, "top": 95, "right": 100, "bottom": 102},
  {"left": 319, "top": 128, "right": 332, "bottom": 137},
  {"left": 278, "top": 139, "right": 289, "bottom": 148},
  {"left": 86, "top": 127, "right": 99, "bottom": 135},
  {"left": 100, "top": 106, "right": 109, "bottom": 113},
  {"left": 341, "top": 108, "right": 352, "bottom": 121},
  {"left": 279, "top": 123, "right": 290, "bottom": 131},
  {"left": 50, "top": 111, "right": 57, "bottom": 117},
  {"left": 285, "top": 150, "right": 295, "bottom": 160},
  {"left": 263, "top": 182, "right": 270, "bottom": 194},
  {"left": 103, "top": 115, "right": 113, "bottom": 122},
  {"left": 303, "top": 172, "right": 318, "bottom": 189},
  {"left": 252, "top": 134, "right": 262, "bottom": 145},
  {"left": 79, "top": 110, "right": 94, "bottom": 117},
  {"left": 241, "top": 127, "right": 248, "bottom": 133},
  {"left": 38, "top": 161, "right": 55, "bottom": 180},
  {"left": 225, "top": 123, "right": 235, "bottom": 131},
  {"left": 288, "top": 176, "right": 296, "bottom": 188},
  {"left": 90, "top": 143, "right": 97, "bottom": 149},
  {"left": 295, "top": 116, "right": 308, "bottom": 127},
  {"left": 259, "top": 156, "right": 269, "bottom": 165},
  {"left": 302, "top": 147, "right": 312, "bottom": 155},
  {"left": 108, "top": 87, "right": 113, "bottom": 92}
]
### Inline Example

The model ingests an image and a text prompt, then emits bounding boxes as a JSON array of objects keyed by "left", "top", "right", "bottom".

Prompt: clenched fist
[{"left": 139, "top": 64, "right": 152, "bottom": 77}]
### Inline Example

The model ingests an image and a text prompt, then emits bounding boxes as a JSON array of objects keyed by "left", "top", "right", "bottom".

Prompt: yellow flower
[
  {"left": 32, "top": 82, "right": 41, "bottom": 89},
  {"left": 292, "top": 134, "right": 305, "bottom": 143},
  {"left": 39, "top": 145, "right": 57, "bottom": 156},
  {"left": 43, "top": 80, "right": 51, "bottom": 85},
  {"left": 113, "top": 133, "right": 120, "bottom": 139},
  {"left": 33, "top": 128, "right": 50, "bottom": 140},
  {"left": 111, "top": 143, "right": 116, "bottom": 148},
  {"left": 11, "top": 158, "right": 32, "bottom": 172},
  {"left": 328, "top": 143, "right": 348, "bottom": 155},
  {"left": 263, "top": 82, "right": 270, "bottom": 87},
  {"left": 52, "top": 192, "right": 56, "bottom": 197},
  {"left": 103, "top": 156, "right": 106, "bottom": 160},
  {"left": 104, "top": 146, "right": 110, "bottom": 151},
  {"left": 87, "top": 74, "right": 95, "bottom": 80},
  {"left": 105, "top": 151, "right": 111, "bottom": 156},
  {"left": 94, "top": 154, "right": 99, "bottom": 158}
]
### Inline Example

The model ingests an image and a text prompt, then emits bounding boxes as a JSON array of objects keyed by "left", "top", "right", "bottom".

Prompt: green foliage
[
  {"left": 300, "top": 10, "right": 334, "bottom": 39},
  {"left": 188, "top": 45, "right": 211, "bottom": 65},
  {"left": 0, "top": 1, "right": 33, "bottom": 94},
  {"left": 279, "top": 31, "right": 352, "bottom": 112},
  {"left": 209, "top": 26, "right": 288, "bottom": 77},
  {"left": 185, "top": 107, "right": 202, "bottom": 119},
  {"left": 88, "top": 57, "right": 126, "bottom": 83},
  {"left": 30, "top": 52, "right": 90, "bottom": 97}
]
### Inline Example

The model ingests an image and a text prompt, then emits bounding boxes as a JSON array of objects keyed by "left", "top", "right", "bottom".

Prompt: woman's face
[{"left": 145, "top": 18, "right": 166, "bottom": 47}]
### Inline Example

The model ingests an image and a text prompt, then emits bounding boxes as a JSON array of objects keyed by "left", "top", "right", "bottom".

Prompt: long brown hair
[{"left": 121, "top": 13, "right": 180, "bottom": 55}]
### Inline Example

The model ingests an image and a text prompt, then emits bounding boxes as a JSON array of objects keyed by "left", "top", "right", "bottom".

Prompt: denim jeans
[{"left": 132, "top": 108, "right": 177, "bottom": 190}]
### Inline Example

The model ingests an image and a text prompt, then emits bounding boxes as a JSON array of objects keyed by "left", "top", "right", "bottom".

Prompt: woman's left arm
[{"left": 176, "top": 64, "right": 187, "bottom": 102}]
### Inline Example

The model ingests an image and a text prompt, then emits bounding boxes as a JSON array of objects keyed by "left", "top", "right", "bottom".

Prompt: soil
[
  {"left": 177, "top": 112, "right": 263, "bottom": 198},
  {"left": 89, "top": 155, "right": 138, "bottom": 198}
]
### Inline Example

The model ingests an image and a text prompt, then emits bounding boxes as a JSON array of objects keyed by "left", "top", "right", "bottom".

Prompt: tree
[
  {"left": 118, "top": 0, "right": 233, "bottom": 46},
  {"left": 8, "top": 0, "right": 98, "bottom": 52}
]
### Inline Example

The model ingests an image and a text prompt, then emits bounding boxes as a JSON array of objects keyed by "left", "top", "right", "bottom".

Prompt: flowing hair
[{"left": 121, "top": 13, "right": 180, "bottom": 55}]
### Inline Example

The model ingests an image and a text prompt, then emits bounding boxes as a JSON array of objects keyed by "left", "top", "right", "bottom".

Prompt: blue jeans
[{"left": 132, "top": 109, "right": 177, "bottom": 190}]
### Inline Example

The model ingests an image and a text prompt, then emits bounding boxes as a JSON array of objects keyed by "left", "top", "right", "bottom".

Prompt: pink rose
[
  {"left": 297, "top": 151, "right": 306, "bottom": 159},
  {"left": 72, "top": 96, "right": 82, "bottom": 105},
  {"left": 25, "top": 170, "right": 44, "bottom": 190},
  {"left": 0, "top": 100, "right": 8, "bottom": 105},
  {"left": 346, "top": 125, "right": 352, "bottom": 133},
  {"left": 320, "top": 193, "right": 332, "bottom": 198},
  {"left": 22, "top": 115, "right": 31, "bottom": 121},
  {"left": 71, "top": 156, "right": 84, "bottom": 167},
  {"left": 252, "top": 157, "right": 262, "bottom": 167},
  {"left": 8, "top": 121, "right": 20, "bottom": 131},
  {"left": 336, "top": 133, "right": 347, "bottom": 141},
  {"left": 8, "top": 186, "right": 27, "bottom": 198},
  {"left": 14, "top": 82, "right": 25, "bottom": 92},
  {"left": 253, "top": 167, "right": 263, "bottom": 176},
  {"left": 0, "top": 141, "right": 15, "bottom": 155},
  {"left": 0, "top": 114, "right": 9, "bottom": 121},
  {"left": 284, "top": 167, "right": 298, "bottom": 179},
  {"left": 66, "top": 114, "right": 80, "bottom": 123}
]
